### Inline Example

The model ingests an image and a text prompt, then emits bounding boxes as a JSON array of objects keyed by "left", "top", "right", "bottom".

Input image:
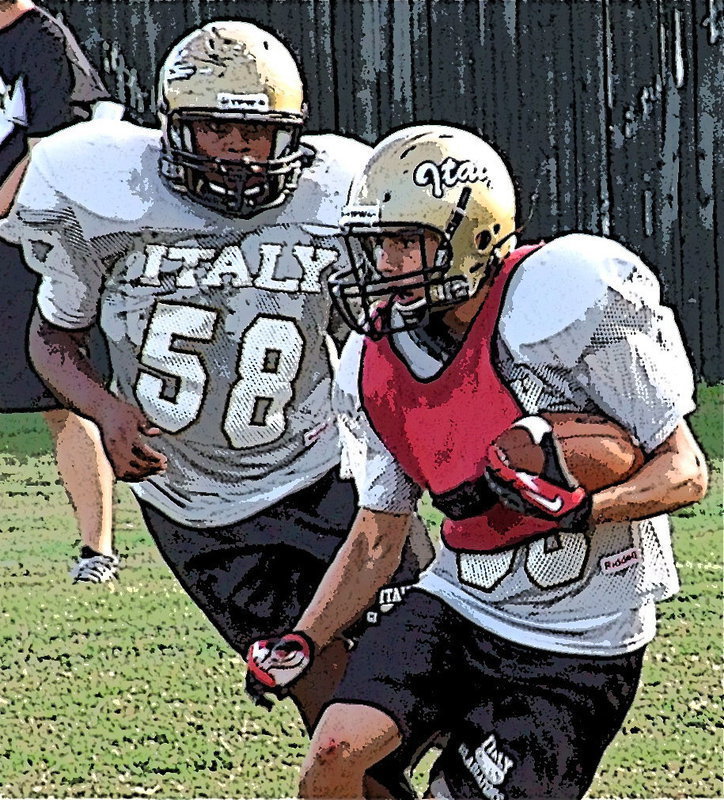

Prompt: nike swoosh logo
[{"left": 525, "top": 492, "right": 564, "bottom": 513}]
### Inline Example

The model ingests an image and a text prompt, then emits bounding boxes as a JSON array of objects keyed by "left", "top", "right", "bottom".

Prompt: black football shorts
[
  {"left": 138, "top": 470, "right": 429, "bottom": 655},
  {"left": 331, "top": 588, "right": 645, "bottom": 800}
]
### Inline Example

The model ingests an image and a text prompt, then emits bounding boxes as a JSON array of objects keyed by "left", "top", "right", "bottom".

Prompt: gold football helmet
[
  {"left": 330, "top": 125, "right": 517, "bottom": 335},
  {"left": 158, "top": 20, "right": 310, "bottom": 216}
]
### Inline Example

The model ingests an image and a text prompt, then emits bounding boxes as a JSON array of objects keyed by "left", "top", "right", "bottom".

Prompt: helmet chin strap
[
  {"left": 489, "top": 228, "right": 519, "bottom": 263},
  {"left": 392, "top": 294, "right": 428, "bottom": 320},
  {"left": 470, "top": 227, "right": 520, "bottom": 283}
]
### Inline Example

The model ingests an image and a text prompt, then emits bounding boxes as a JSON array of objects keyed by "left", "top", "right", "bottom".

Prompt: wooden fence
[{"left": 43, "top": 0, "right": 723, "bottom": 381}]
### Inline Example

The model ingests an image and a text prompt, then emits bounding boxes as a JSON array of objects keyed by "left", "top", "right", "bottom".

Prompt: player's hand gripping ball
[{"left": 485, "top": 413, "right": 643, "bottom": 531}]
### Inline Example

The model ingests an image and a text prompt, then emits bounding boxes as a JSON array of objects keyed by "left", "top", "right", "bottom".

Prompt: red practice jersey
[{"left": 361, "top": 244, "right": 555, "bottom": 552}]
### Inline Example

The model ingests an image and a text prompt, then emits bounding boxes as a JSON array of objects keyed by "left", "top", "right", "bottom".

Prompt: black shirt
[
  {"left": 0, "top": 5, "right": 109, "bottom": 185},
  {"left": 0, "top": 6, "right": 109, "bottom": 409}
]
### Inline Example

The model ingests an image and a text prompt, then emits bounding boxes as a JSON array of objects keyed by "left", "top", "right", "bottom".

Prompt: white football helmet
[
  {"left": 330, "top": 125, "right": 518, "bottom": 336},
  {"left": 158, "top": 20, "right": 310, "bottom": 216}
]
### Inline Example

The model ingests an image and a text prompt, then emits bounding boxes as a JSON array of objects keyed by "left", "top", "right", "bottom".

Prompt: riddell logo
[
  {"left": 217, "top": 92, "right": 270, "bottom": 112},
  {"left": 600, "top": 546, "right": 641, "bottom": 574}
]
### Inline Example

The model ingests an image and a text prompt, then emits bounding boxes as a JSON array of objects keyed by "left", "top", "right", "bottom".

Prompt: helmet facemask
[
  {"left": 160, "top": 111, "right": 308, "bottom": 217},
  {"left": 331, "top": 223, "right": 478, "bottom": 339},
  {"left": 332, "top": 184, "right": 502, "bottom": 338}
]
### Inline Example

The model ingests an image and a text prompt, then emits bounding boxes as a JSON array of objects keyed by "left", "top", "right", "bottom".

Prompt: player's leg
[
  {"left": 428, "top": 637, "right": 646, "bottom": 799},
  {"left": 45, "top": 409, "right": 117, "bottom": 574},
  {"left": 38, "top": 319, "right": 115, "bottom": 582},
  {"left": 0, "top": 268, "right": 116, "bottom": 581},
  {"left": 300, "top": 589, "right": 466, "bottom": 800},
  {"left": 300, "top": 703, "right": 403, "bottom": 799},
  {"left": 294, "top": 648, "right": 421, "bottom": 800}
]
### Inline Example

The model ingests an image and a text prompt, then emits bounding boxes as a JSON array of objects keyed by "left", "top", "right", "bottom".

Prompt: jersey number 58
[{"left": 134, "top": 301, "right": 304, "bottom": 448}]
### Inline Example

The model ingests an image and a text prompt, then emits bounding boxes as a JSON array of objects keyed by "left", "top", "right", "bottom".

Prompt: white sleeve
[
  {"left": 334, "top": 334, "right": 421, "bottom": 513},
  {"left": 501, "top": 234, "right": 696, "bottom": 452},
  {"left": 579, "top": 292, "right": 695, "bottom": 452},
  {"left": 0, "top": 142, "right": 103, "bottom": 329}
]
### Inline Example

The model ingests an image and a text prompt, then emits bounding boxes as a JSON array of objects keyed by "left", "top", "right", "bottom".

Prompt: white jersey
[
  {"left": 335, "top": 234, "right": 695, "bottom": 656},
  {"left": 1, "top": 119, "right": 372, "bottom": 526}
]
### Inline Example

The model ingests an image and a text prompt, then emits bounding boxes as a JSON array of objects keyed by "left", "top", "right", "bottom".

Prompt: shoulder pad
[
  {"left": 301, "top": 133, "right": 372, "bottom": 167},
  {"left": 30, "top": 120, "right": 165, "bottom": 221},
  {"left": 285, "top": 134, "right": 372, "bottom": 227},
  {"left": 499, "top": 233, "right": 648, "bottom": 350}
]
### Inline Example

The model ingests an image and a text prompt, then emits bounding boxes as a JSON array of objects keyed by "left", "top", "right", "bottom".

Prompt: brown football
[{"left": 493, "top": 412, "right": 645, "bottom": 492}]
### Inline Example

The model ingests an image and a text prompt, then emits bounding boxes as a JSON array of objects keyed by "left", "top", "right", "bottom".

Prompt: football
[{"left": 493, "top": 412, "right": 645, "bottom": 492}]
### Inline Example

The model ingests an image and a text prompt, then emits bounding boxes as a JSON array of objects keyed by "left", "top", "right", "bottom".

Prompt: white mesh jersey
[
  {"left": 1, "top": 119, "right": 372, "bottom": 526},
  {"left": 335, "top": 234, "right": 696, "bottom": 656}
]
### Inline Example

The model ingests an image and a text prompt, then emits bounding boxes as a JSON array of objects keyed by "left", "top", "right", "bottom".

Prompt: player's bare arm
[
  {"left": 29, "top": 312, "right": 166, "bottom": 481},
  {"left": 591, "top": 421, "right": 708, "bottom": 524},
  {"left": 486, "top": 412, "right": 708, "bottom": 534},
  {"left": 245, "top": 508, "right": 411, "bottom": 696},
  {"left": 297, "top": 508, "right": 412, "bottom": 649}
]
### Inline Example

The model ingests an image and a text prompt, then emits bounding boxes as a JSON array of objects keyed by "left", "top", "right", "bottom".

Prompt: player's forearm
[
  {"left": 296, "top": 509, "right": 411, "bottom": 649},
  {"left": 28, "top": 310, "right": 112, "bottom": 421},
  {"left": 591, "top": 423, "right": 708, "bottom": 524}
]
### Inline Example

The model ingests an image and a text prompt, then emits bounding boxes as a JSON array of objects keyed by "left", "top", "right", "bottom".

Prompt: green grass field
[{"left": 0, "top": 385, "right": 721, "bottom": 799}]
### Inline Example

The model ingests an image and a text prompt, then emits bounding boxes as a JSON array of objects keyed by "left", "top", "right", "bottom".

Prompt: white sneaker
[{"left": 70, "top": 550, "right": 120, "bottom": 583}]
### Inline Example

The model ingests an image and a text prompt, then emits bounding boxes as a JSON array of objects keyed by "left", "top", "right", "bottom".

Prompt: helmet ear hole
[{"left": 476, "top": 230, "right": 492, "bottom": 252}]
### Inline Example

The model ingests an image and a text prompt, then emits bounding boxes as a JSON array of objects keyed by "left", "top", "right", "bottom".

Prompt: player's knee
[
  {"left": 299, "top": 736, "right": 366, "bottom": 798},
  {"left": 302, "top": 735, "right": 354, "bottom": 774}
]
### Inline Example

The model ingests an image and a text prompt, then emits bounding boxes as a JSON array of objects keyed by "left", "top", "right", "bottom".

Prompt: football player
[
  {"left": 246, "top": 125, "right": 709, "bottom": 799},
  {"left": 0, "top": 0, "right": 118, "bottom": 583},
  {"left": 0, "top": 21, "right": 430, "bottom": 791}
]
